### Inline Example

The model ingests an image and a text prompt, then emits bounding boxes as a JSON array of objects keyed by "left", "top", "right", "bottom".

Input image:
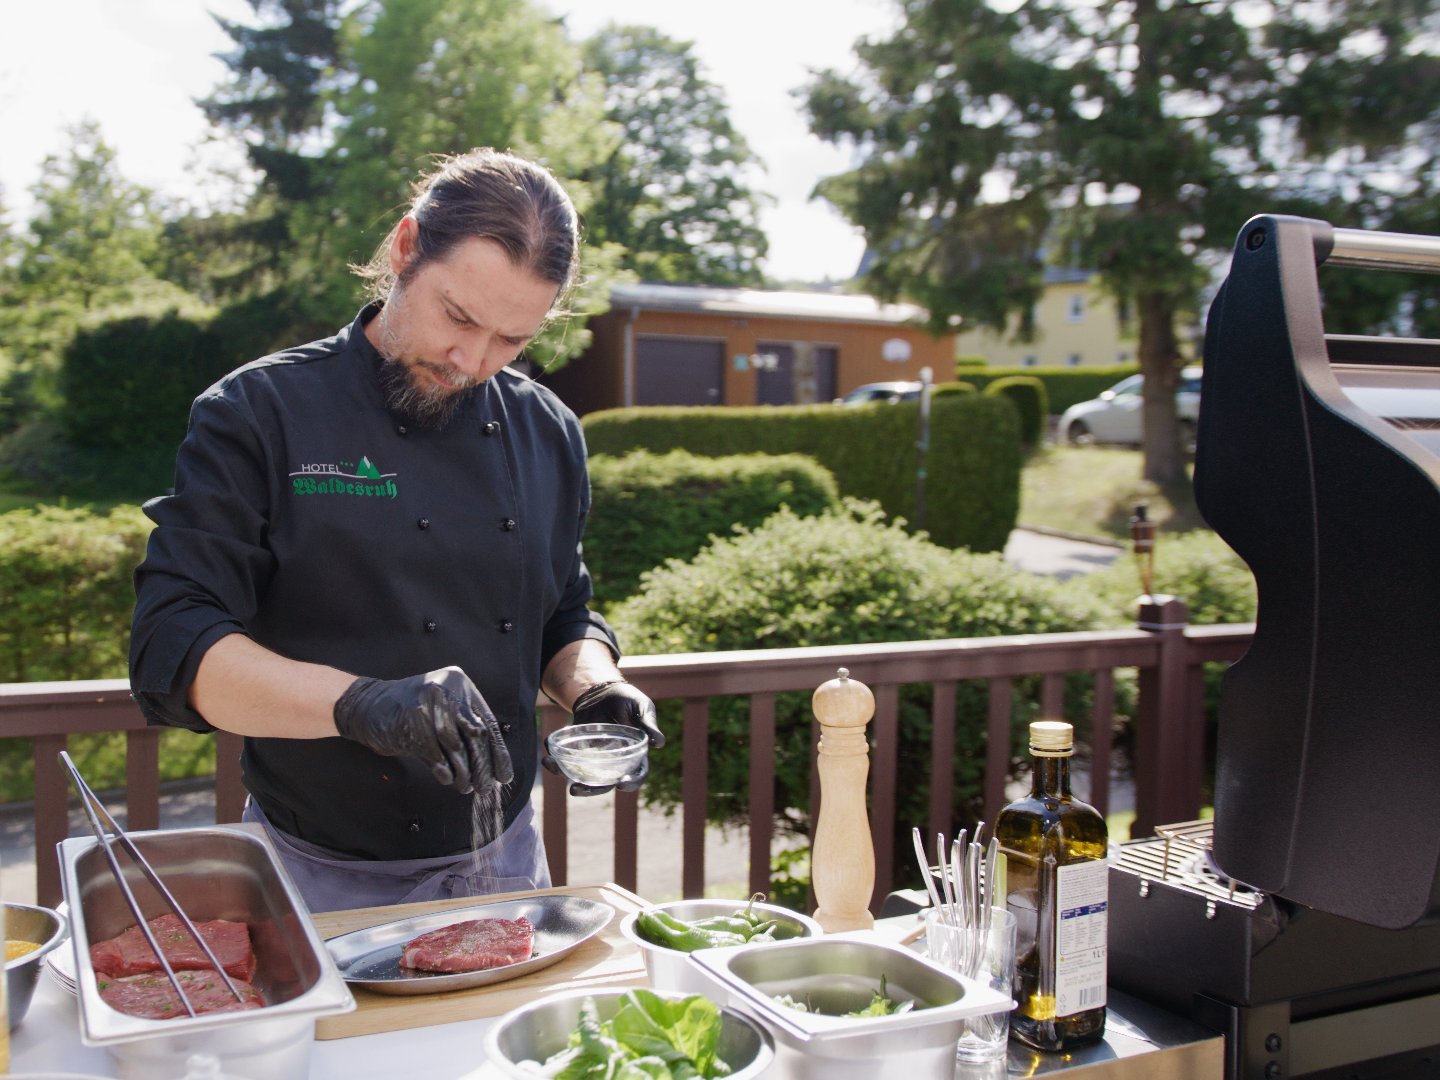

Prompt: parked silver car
[
  {"left": 1058, "top": 366, "right": 1203, "bottom": 447},
  {"left": 836, "top": 380, "right": 923, "bottom": 405}
]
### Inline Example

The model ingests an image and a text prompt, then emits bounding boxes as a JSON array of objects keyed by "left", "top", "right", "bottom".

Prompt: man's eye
[{"left": 446, "top": 310, "right": 470, "bottom": 326}]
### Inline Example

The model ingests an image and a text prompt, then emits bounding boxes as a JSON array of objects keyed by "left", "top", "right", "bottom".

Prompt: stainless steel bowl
[
  {"left": 618, "top": 898, "right": 823, "bottom": 994},
  {"left": 58, "top": 825, "right": 354, "bottom": 1080},
  {"left": 691, "top": 936, "right": 1013, "bottom": 1080},
  {"left": 485, "top": 987, "right": 774, "bottom": 1079},
  {"left": 5, "top": 901, "right": 68, "bottom": 1030}
]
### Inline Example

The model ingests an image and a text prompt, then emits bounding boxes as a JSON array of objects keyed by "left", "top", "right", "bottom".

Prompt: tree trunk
[{"left": 1137, "top": 289, "right": 1185, "bottom": 489}]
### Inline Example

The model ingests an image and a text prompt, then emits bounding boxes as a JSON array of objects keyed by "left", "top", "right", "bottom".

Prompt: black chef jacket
[{"left": 129, "top": 305, "right": 619, "bottom": 860}]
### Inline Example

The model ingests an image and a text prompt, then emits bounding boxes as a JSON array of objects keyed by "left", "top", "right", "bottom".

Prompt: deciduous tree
[{"left": 580, "top": 24, "right": 770, "bottom": 286}]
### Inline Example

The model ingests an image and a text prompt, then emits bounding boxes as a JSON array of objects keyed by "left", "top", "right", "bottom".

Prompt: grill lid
[{"left": 1194, "top": 214, "right": 1440, "bottom": 930}]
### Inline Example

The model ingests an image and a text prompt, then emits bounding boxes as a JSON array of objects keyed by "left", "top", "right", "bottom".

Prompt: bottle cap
[{"left": 1030, "top": 720, "right": 1074, "bottom": 756}]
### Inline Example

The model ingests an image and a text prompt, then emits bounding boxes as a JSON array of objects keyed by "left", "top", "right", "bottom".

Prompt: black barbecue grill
[{"left": 1108, "top": 215, "right": 1440, "bottom": 1080}]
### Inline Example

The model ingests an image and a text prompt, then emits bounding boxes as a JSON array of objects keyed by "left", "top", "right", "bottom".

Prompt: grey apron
[{"left": 243, "top": 798, "right": 550, "bottom": 914}]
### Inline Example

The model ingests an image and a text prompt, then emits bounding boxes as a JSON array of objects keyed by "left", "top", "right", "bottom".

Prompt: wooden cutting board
[{"left": 310, "top": 882, "right": 650, "bottom": 1039}]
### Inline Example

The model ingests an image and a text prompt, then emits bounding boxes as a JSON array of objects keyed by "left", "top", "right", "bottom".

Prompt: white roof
[{"left": 610, "top": 282, "right": 931, "bottom": 326}]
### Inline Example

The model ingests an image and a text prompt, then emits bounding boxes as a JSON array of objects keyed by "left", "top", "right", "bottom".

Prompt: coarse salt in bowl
[{"left": 545, "top": 723, "right": 648, "bottom": 787}]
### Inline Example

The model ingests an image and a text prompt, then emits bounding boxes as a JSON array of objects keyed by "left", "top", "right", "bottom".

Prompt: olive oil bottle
[{"left": 996, "top": 720, "right": 1108, "bottom": 1051}]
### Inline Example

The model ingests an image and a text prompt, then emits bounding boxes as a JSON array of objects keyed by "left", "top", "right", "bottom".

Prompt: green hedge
[
  {"left": 984, "top": 376, "right": 1047, "bottom": 447},
  {"left": 609, "top": 501, "right": 1107, "bottom": 884},
  {"left": 583, "top": 394, "right": 1020, "bottom": 552},
  {"left": 0, "top": 505, "right": 152, "bottom": 681},
  {"left": 60, "top": 310, "right": 234, "bottom": 454},
  {"left": 586, "top": 450, "right": 840, "bottom": 611},
  {"left": 957, "top": 365, "right": 1137, "bottom": 414}
]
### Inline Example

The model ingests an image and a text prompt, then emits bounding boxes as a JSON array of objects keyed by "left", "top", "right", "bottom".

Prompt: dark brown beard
[{"left": 376, "top": 356, "right": 474, "bottom": 431}]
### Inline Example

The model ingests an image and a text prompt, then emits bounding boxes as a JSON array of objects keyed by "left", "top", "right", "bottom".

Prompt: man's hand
[
  {"left": 334, "top": 667, "right": 513, "bottom": 795},
  {"left": 545, "top": 680, "right": 662, "bottom": 797}
]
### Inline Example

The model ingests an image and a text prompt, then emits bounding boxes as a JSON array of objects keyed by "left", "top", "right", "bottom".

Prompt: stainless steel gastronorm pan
[
  {"left": 692, "top": 937, "right": 1012, "bottom": 1080},
  {"left": 58, "top": 825, "right": 353, "bottom": 1080}
]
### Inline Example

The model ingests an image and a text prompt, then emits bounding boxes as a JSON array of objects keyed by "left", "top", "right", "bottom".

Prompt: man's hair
[{"left": 354, "top": 148, "right": 580, "bottom": 308}]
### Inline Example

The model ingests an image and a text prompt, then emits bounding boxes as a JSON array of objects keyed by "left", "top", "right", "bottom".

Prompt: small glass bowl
[{"left": 545, "top": 723, "right": 648, "bottom": 786}]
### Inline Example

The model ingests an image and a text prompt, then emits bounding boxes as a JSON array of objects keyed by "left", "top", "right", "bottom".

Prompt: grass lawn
[{"left": 1018, "top": 445, "right": 1205, "bottom": 540}]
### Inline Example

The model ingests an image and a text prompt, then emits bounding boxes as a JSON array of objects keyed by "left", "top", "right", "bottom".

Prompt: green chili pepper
[
  {"left": 635, "top": 910, "right": 748, "bottom": 953},
  {"left": 688, "top": 914, "right": 758, "bottom": 938},
  {"left": 738, "top": 892, "right": 770, "bottom": 928}
]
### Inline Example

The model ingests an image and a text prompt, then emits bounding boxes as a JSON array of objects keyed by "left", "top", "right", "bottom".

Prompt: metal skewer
[{"left": 59, "top": 751, "right": 247, "bottom": 1010}]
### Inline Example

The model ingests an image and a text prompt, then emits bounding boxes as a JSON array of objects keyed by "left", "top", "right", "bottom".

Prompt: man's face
[{"left": 367, "top": 223, "right": 558, "bottom": 428}]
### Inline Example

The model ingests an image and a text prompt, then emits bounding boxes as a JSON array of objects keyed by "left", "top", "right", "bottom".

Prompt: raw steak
[
  {"left": 400, "top": 916, "right": 535, "bottom": 973},
  {"left": 97, "top": 969, "right": 265, "bottom": 1020},
  {"left": 90, "top": 914, "right": 255, "bottom": 981}
]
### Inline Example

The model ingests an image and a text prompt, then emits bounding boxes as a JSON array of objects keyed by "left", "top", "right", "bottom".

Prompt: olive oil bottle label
[{"left": 1054, "top": 859, "right": 1108, "bottom": 1018}]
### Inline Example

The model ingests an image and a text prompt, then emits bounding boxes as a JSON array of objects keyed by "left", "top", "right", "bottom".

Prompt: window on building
[
  {"left": 1067, "top": 295, "right": 1085, "bottom": 322},
  {"left": 1067, "top": 353, "right": 1083, "bottom": 366},
  {"left": 1116, "top": 351, "right": 1131, "bottom": 363},
  {"left": 1023, "top": 355, "right": 1039, "bottom": 367}
]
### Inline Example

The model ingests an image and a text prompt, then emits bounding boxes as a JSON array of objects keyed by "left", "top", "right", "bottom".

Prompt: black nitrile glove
[
  {"left": 333, "top": 667, "right": 513, "bottom": 795},
  {"left": 544, "top": 680, "right": 663, "bottom": 797}
]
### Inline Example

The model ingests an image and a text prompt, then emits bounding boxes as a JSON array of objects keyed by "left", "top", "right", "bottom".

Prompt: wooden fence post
[{"left": 1132, "top": 595, "right": 1197, "bottom": 836}]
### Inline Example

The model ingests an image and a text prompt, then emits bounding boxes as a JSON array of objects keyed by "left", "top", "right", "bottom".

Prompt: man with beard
[{"left": 129, "top": 149, "right": 661, "bottom": 913}]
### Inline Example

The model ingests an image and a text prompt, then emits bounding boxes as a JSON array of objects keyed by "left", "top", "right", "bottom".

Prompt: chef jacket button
[
  {"left": 500, "top": 518, "right": 516, "bottom": 531},
  {"left": 417, "top": 517, "right": 430, "bottom": 530},
  {"left": 500, "top": 723, "right": 513, "bottom": 735},
  {"left": 396, "top": 424, "right": 408, "bottom": 436},
  {"left": 423, "top": 619, "right": 438, "bottom": 632},
  {"left": 498, "top": 619, "right": 514, "bottom": 634},
  {"left": 409, "top": 821, "right": 420, "bottom": 833},
  {"left": 483, "top": 421, "right": 501, "bottom": 436}
]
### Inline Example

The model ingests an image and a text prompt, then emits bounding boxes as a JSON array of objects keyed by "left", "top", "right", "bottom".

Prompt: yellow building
[{"left": 953, "top": 268, "right": 1134, "bottom": 368}]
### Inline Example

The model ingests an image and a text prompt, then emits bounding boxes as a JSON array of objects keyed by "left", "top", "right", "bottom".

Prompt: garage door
[{"left": 635, "top": 338, "right": 725, "bottom": 406}]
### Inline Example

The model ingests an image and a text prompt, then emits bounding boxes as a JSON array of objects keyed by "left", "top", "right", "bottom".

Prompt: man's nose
[{"left": 448, "top": 333, "right": 492, "bottom": 377}]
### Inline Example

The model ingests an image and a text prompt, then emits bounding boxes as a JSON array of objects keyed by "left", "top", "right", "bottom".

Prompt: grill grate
[{"left": 1113, "top": 819, "right": 1265, "bottom": 910}]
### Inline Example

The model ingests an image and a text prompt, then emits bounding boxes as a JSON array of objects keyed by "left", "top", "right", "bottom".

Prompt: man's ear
[{"left": 389, "top": 216, "right": 420, "bottom": 277}]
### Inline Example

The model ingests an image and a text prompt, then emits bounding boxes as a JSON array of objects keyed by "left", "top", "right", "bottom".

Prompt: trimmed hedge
[
  {"left": 586, "top": 450, "right": 840, "bottom": 611},
  {"left": 583, "top": 394, "right": 1021, "bottom": 552},
  {"left": 60, "top": 310, "right": 234, "bottom": 454},
  {"left": 984, "top": 376, "right": 1047, "bottom": 447},
  {"left": 957, "top": 365, "right": 1137, "bottom": 414}
]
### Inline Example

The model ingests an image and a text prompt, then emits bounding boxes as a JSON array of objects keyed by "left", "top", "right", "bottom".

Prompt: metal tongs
[{"left": 60, "top": 751, "right": 247, "bottom": 1016}]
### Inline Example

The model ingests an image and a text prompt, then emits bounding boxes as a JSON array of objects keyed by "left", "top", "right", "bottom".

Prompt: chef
[{"left": 128, "top": 148, "right": 662, "bottom": 913}]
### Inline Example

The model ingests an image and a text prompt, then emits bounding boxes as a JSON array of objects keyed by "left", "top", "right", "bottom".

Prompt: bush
[
  {"left": 983, "top": 376, "right": 1048, "bottom": 447},
  {"left": 1083, "top": 529, "right": 1256, "bottom": 626},
  {"left": 958, "top": 365, "right": 1138, "bottom": 414},
  {"left": 583, "top": 394, "right": 1021, "bottom": 552},
  {"left": 0, "top": 504, "right": 152, "bottom": 682},
  {"left": 609, "top": 501, "right": 1106, "bottom": 884},
  {"left": 60, "top": 310, "right": 232, "bottom": 455},
  {"left": 586, "top": 450, "right": 839, "bottom": 612}
]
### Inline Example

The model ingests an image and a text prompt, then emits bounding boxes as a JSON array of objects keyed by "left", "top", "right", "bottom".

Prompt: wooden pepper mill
[{"left": 810, "top": 667, "right": 876, "bottom": 932}]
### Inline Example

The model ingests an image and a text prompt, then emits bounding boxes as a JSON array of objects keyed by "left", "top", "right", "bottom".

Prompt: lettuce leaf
[{"left": 523, "top": 991, "right": 730, "bottom": 1079}]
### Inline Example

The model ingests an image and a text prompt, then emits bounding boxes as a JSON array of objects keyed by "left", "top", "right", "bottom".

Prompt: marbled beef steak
[
  {"left": 400, "top": 915, "right": 535, "bottom": 973},
  {"left": 90, "top": 913, "right": 256, "bottom": 981},
  {"left": 97, "top": 969, "right": 266, "bottom": 1020}
]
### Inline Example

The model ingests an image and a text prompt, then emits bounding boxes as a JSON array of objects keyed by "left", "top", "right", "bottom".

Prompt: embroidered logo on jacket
[{"left": 289, "top": 456, "right": 399, "bottom": 499}]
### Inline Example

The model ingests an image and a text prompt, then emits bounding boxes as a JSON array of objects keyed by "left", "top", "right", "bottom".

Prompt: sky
[{"left": 0, "top": 0, "right": 900, "bottom": 284}]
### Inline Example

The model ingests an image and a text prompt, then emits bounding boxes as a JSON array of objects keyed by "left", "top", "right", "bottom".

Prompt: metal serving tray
[
  {"left": 692, "top": 936, "right": 1012, "bottom": 1080},
  {"left": 58, "top": 825, "right": 354, "bottom": 1080},
  {"left": 324, "top": 893, "right": 612, "bottom": 995}
]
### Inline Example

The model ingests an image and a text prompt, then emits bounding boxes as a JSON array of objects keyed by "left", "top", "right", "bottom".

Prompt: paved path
[
  {"left": 1, "top": 527, "right": 1131, "bottom": 907},
  {"left": 1004, "top": 525, "right": 1124, "bottom": 579}
]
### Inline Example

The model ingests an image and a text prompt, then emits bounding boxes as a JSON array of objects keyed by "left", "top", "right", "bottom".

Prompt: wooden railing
[{"left": 0, "top": 597, "right": 1251, "bottom": 910}]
